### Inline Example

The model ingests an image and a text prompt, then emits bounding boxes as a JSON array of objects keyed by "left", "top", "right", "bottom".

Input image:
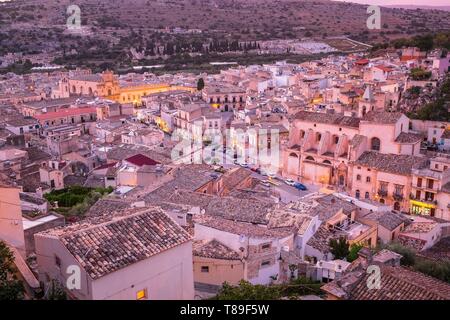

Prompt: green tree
[
  {"left": 385, "top": 242, "right": 416, "bottom": 266},
  {"left": 45, "top": 280, "right": 67, "bottom": 300},
  {"left": 197, "top": 77, "right": 205, "bottom": 91},
  {"left": 329, "top": 237, "right": 350, "bottom": 260},
  {"left": 0, "top": 241, "right": 24, "bottom": 300},
  {"left": 214, "top": 280, "right": 281, "bottom": 300},
  {"left": 347, "top": 243, "right": 364, "bottom": 262}
]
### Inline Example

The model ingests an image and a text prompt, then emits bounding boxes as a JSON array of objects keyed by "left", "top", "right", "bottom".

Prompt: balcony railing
[
  {"left": 392, "top": 193, "right": 404, "bottom": 201},
  {"left": 377, "top": 189, "right": 388, "bottom": 197},
  {"left": 410, "top": 194, "right": 438, "bottom": 205}
]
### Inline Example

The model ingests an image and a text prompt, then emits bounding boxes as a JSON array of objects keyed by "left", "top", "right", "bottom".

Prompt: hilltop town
[{"left": 1, "top": 38, "right": 450, "bottom": 301}]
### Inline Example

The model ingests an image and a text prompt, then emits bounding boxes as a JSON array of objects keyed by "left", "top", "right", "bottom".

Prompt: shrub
[
  {"left": 329, "top": 237, "right": 350, "bottom": 260},
  {"left": 347, "top": 243, "right": 364, "bottom": 262},
  {"left": 214, "top": 280, "right": 281, "bottom": 300},
  {"left": 415, "top": 259, "right": 450, "bottom": 283},
  {"left": 385, "top": 242, "right": 416, "bottom": 266}
]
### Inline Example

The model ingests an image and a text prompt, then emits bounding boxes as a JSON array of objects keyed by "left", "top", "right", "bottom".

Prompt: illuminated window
[{"left": 136, "top": 289, "right": 147, "bottom": 300}]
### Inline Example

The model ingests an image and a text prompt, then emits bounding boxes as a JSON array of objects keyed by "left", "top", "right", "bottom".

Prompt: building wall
[
  {"left": 24, "top": 216, "right": 65, "bottom": 256},
  {"left": 0, "top": 186, "right": 26, "bottom": 255},
  {"left": 359, "top": 122, "right": 399, "bottom": 155},
  {"left": 193, "top": 256, "right": 244, "bottom": 286},
  {"left": 35, "top": 234, "right": 93, "bottom": 299},
  {"left": 39, "top": 168, "right": 64, "bottom": 190},
  {"left": 91, "top": 241, "right": 194, "bottom": 300},
  {"left": 436, "top": 191, "right": 450, "bottom": 221},
  {"left": 117, "top": 168, "right": 138, "bottom": 186}
]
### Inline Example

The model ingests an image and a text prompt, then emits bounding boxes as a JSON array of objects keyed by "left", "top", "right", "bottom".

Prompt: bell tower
[{"left": 358, "top": 86, "right": 376, "bottom": 117}]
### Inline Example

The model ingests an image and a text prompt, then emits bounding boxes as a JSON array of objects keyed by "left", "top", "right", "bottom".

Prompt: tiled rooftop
[
  {"left": 355, "top": 151, "right": 428, "bottom": 175},
  {"left": 193, "top": 239, "right": 241, "bottom": 260},
  {"left": 195, "top": 215, "right": 293, "bottom": 239},
  {"left": 348, "top": 265, "right": 450, "bottom": 300},
  {"left": 395, "top": 132, "right": 423, "bottom": 144},
  {"left": 43, "top": 207, "right": 192, "bottom": 279},
  {"left": 361, "top": 111, "right": 403, "bottom": 124},
  {"left": 363, "top": 211, "right": 406, "bottom": 231},
  {"left": 294, "top": 111, "right": 360, "bottom": 128}
]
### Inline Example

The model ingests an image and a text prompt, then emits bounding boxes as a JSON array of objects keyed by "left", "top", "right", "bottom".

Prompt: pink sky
[{"left": 334, "top": 0, "right": 450, "bottom": 5}]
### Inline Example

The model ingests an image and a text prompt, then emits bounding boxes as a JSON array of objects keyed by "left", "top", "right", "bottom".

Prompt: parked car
[
  {"left": 285, "top": 179, "right": 296, "bottom": 186},
  {"left": 293, "top": 182, "right": 307, "bottom": 191},
  {"left": 239, "top": 162, "right": 249, "bottom": 168}
]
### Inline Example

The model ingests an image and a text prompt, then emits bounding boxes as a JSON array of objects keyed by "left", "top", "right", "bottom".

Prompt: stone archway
[
  {"left": 336, "top": 162, "right": 348, "bottom": 187},
  {"left": 287, "top": 152, "right": 300, "bottom": 176}
]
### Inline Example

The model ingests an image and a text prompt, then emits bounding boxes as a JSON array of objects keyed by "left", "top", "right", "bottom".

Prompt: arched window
[
  {"left": 334, "top": 136, "right": 339, "bottom": 144},
  {"left": 356, "top": 174, "right": 361, "bottom": 181},
  {"left": 289, "top": 153, "right": 298, "bottom": 158},
  {"left": 365, "top": 192, "right": 370, "bottom": 199},
  {"left": 380, "top": 198, "right": 385, "bottom": 204},
  {"left": 88, "top": 87, "right": 93, "bottom": 95},
  {"left": 366, "top": 176, "right": 371, "bottom": 183},
  {"left": 72, "top": 85, "right": 76, "bottom": 93},
  {"left": 323, "top": 160, "right": 332, "bottom": 165},
  {"left": 316, "top": 133, "right": 322, "bottom": 142},
  {"left": 371, "top": 137, "right": 381, "bottom": 151},
  {"left": 300, "top": 130, "right": 305, "bottom": 138},
  {"left": 394, "top": 202, "right": 400, "bottom": 211},
  {"left": 355, "top": 190, "right": 360, "bottom": 199},
  {"left": 305, "top": 156, "right": 315, "bottom": 162}
]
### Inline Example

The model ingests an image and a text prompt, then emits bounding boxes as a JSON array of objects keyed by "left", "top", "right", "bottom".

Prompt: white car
[
  {"left": 285, "top": 179, "right": 296, "bottom": 186},
  {"left": 239, "top": 162, "right": 249, "bottom": 168}
]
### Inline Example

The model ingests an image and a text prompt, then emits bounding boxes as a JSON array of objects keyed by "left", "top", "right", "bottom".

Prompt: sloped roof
[
  {"left": 294, "top": 111, "right": 360, "bottom": 128},
  {"left": 124, "top": 153, "right": 160, "bottom": 167},
  {"left": 51, "top": 207, "right": 191, "bottom": 279},
  {"left": 193, "top": 239, "right": 241, "bottom": 260},
  {"left": 349, "top": 265, "right": 450, "bottom": 300},
  {"left": 355, "top": 151, "right": 428, "bottom": 175}
]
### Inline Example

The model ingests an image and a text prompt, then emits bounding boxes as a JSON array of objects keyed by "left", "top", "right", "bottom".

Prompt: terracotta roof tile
[
  {"left": 193, "top": 239, "right": 241, "bottom": 260},
  {"left": 55, "top": 207, "right": 191, "bottom": 279}
]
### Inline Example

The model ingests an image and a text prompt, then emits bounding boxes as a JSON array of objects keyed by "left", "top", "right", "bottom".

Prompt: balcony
[
  {"left": 409, "top": 194, "right": 437, "bottom": 205},
  {"left": 392, "top": 193, "right": 404, "bottom": 201},
  {"left": 377, "top": 189, "right": 388, "bottom": 198}
]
